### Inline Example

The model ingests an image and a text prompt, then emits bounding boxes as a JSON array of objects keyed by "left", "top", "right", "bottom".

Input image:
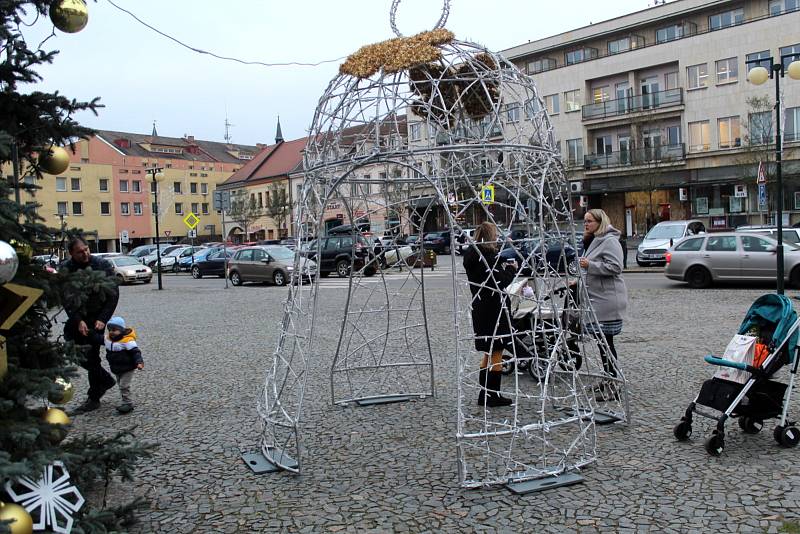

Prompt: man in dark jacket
[{"left": 61, "top": 237, "right": 119, "bottom": 413}]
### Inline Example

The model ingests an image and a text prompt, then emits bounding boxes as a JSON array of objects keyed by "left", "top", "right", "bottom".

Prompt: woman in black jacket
[{"left": 463, "top": 222, "right": 517, "bottom": 407}]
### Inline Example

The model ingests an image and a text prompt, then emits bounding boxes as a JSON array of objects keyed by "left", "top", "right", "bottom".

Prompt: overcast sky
[{"left": 23, "top": 0, "right": 654, "bottom": 146}]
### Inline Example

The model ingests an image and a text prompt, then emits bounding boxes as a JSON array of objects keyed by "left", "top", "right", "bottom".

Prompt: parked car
[
  {"left": 300, "top": 235, "right": 377, "bottom": 278},
  {"left": 279, "top": 237, "right": 298, "bottom": 250},
  {"left": 405, "top": 235, "right": 421, "bottom": 250},
  {"left": 178, "top": 246, "right": 221, "bottom": 271},
  {"left": 664, "top": 232, "right": 800, "bottom": 288},
  {"left": 109, "top": 255, "right": 152, "bottom": 284},
  {"left": 32, "top": 254, "right": 59, "bottom": 273},
  {"left": 141, "top": 244, "right": 182, "bottom": 266},
  {"left": 735, "top": 226, "right": 800, "bottom": 246},
  {"left": 499, "top": 233, "right": 580, "bottom": 275},
  {"left": 227, "top": 245, "right": 316, "bottom": 286},
  {"left": 636, "top": 220, "right": 706, "bottom": 266},
  {"left": 190, "top": 248, "right": 233, "bottom": 279},
  {"left": 128, "top": 244, "right": 157, "bottom": 259},
  {"left": 423, "top": 231, "right": 452, "bottom": 254}
]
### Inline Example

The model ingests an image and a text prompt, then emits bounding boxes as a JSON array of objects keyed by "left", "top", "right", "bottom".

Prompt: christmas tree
[{"left": 1, "top": 2, "right": 151, "bottom": 532}]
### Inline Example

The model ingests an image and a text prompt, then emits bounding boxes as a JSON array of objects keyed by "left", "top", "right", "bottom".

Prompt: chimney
[{"left": 186, "top": 135, "right": 195, "bottom": 143}]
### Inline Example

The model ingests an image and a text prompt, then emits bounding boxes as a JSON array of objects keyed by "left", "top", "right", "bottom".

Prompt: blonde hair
[
  {"left": 586, "top": 208, "right": 611, "bottom": 236},
  {"left": 474, "top": 221, "right": 498, "bottom": 253}
]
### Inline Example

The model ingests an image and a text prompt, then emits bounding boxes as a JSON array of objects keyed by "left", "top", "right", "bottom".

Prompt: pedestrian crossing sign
[{"left": 481, "top": 184, "right": 494, "bottom": 205}]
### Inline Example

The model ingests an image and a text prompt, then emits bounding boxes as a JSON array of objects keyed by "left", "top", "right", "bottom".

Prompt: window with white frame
[
  {"left": 592, "top": 86, "right": 610, "bottom": 103},
  {"left": 202, "top": 203, "right": 209, "bottom": 215},
  {"left": 608, "top": 37, "right": 631, "bottom": 54},
  {"left": 57, "top": 201, "right": 67, "bottom": 215},
  {"left": 99, "top": 178, "right": 109, "bottom": 192},
  {"left": 410, "top": 123, "right": 423, "bottom": 141},
  {"left": 786, "top": 107, "right": 799, "bottom": 142},
  {"left": 120, "top": 202, "right": 130, "bottom": 215},
  {"left": 564, "top": 89, "right": 581, "bottom": 112},
  {"left": 687, "top": 64, "right": 708, "bottom": 89},
  {"left": 656, "top": 24, "right": 684, "bottom": 43},
  {"left": 133, "top": 202, "right": 143, "bottom": 215},
  {"left": 718, "top": 116, "right": 741, "bottom": 148},
  {"left": 71, "top": 202, "right": 82, "bottom": 215},
  {"left": 747, "top": 50, "right": 771, "bottom": 70},
  {"left": 770, "top": 0, "right": 799, "bottom": 16},
  {"left": 566, "top": 139, "right": 583, "bottom": 166},
  {"left": 201, "top": 183, "right": 208, "bottom": 194},
  {"left": 56, "top": 177, "right": 66, "bottom": 191},
  {"left": 174, "top": 202, "right": 183, "bottom": 215},
  {"left": 709, "top": 8, "right": 743, "bottom": 30},
  {"left": 505, "top": 103, "right": 521, "bottom": 122},
  {"left": 173, "top": 181, "right": 182, "bottom": 194},
  {"left": 119, "top": 179, "right": 128, "bottom": 192},
  {"left": 664, "top": 72, "right": 679, "bottom": 90},
  {"left": 524, "top": 98, "right": 541, "bottom": 119},
  {"left": 543, "top": 94, "right": 559, "bottom": 115},
  {"left": 780, "top": 43, "right": 800, "bottom": 69},
  {"left": 749, "top": 112, "right": 772, "bottom": 145},
  {"left": 688, "top": 121, "right": 711, "bottom": 152},
  {"left": 191, "top": 202, "right": 199, "bottom": 214},
  {"left": 132, "top": 180, "right": 141, "bottom": 192},
  {"left": 716, "top": 58, "right": 738, "bottom": 84},
  {"left": 190, "top": 182, "right": 198, "bottom": 194},
  {"left": 70, "top": 177, "right": 81, "bottom": 191}
]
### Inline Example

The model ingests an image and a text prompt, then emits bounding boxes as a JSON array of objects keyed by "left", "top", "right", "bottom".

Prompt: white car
[{"left": 109, "top": 255, "right": 152, "bottom": 284}]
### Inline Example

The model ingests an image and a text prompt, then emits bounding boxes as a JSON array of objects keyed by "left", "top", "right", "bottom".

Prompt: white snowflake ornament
[{"left": 4, "top": 461, "right": 85, "bottom": 534}]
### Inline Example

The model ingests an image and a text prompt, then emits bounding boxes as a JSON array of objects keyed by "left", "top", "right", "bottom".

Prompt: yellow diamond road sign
[{"left": 183, "top": 212, "right": 199, "bottom": 230}]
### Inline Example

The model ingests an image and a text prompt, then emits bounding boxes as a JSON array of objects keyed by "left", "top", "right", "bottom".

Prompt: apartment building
[
  {"left": 503, "top": 0, "right": 800, "bottom": 235},
  {"left": 9, "top": 130, "right": 260, "bottom": 251}
]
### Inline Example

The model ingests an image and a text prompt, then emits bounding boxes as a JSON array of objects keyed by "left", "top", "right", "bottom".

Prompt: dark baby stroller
[{"left": 674, "top": 294, "right": 800, "bottom": 456}]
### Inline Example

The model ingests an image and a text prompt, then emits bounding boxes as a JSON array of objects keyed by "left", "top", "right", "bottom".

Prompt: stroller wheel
[
  {"left": 704, "top": 433, "right": 724, "bottom": 456},
  {"left": 738, "top": 417, "right": 763, "bottom": 434},
  {"left": 673, "top": 421, "right": 692, "bottom": 442},
  {"left": 775, "top": 425, "right": 800, "bottom": 448}
]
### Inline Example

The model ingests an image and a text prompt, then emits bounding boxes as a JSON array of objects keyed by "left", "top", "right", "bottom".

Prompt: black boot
[
  {"left": 477, "top": 368, "right": 487, "bottom": 406},
  {"left": 486, "top": 371, "right": 513, "bottom": 407}
]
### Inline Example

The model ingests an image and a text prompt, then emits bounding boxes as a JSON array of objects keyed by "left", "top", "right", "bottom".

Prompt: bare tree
[
  {"left": 227, "top": 190, "right": 262, "bottom": 240},
  {"left": 265, "top": 185, "right": 290, "bottom": 238},
  {"left": 737, "top": 95, "right": 776, "bottom": 218}
]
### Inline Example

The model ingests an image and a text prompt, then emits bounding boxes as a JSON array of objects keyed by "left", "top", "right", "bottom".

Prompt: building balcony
[
  {"left": 583, "top": 143, "right": 685, "bottom": 171},
  {"left": 582, "top": 88, "right": 683, "bottom": 121}
]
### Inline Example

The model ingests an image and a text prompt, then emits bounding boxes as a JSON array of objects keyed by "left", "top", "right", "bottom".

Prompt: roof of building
[
  {"left": 94, "top": 129, "right": 262, "bottom": 164},
  {"left": 220, "top": 136, "right": 308, "bottom": 188}
]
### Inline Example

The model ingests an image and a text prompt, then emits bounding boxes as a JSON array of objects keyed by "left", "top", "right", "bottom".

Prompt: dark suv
[
  {"left": 423, "top": 231, "right": 452, "bottom": 254},
  {"left": 302, "top": 235, "right": 377, "bottom": 278}
]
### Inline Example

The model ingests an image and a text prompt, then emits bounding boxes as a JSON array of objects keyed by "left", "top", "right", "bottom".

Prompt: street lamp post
[
  {"left": 747, "top": 53, "right": 800, "bottom": 295},
  {"left": 146, "top": 166, "right": 165, "bottom": 290}
]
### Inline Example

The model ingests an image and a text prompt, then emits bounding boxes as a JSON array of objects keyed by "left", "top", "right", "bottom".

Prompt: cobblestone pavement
[{"left": 67, "top": 271, "right": 800, "bottom": 533}]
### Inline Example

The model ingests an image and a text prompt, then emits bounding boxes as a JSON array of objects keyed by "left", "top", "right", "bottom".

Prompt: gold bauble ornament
[
  {"left": 43, "top": 407, "right": 70, "bottom": 426},
  {"left": 0, "top": 502, "right": 33, "bottom": 534},
  {"left": 49, "top": 0, "right": 89, "bottom": 34},
  {"left": 38, "top": 145, "right": 70, "bottom": 175},
  {"left": 48, "top": 377, "right": 74, "bottom": 405}
]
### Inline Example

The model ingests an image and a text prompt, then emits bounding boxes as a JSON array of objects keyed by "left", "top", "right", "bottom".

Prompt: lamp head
[
  {"left": 154, "top": 171, "right": 165, "bottom": 182},
  {"left": 788, "top": 60, "right": 800, "bottom": 81},
  {"left": 747, "top": 65, "right": 770, "bottom": 85}
]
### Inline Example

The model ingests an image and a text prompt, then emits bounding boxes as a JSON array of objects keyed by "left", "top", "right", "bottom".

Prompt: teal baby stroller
[{"left": 674, "top": 294, "right": 800, "bottom": 456}]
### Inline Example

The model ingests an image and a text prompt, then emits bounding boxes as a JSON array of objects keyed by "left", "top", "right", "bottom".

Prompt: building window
[
  {"left": 716, "top": 58, "right": 738, "bottom": 84},
  {"left": 688, "top": 121, "right": 711, "bottom": 152},
  {"left": 150, "top": 181, "right": 158, "bottom": 193},
  {"left": 718, "top": 116, "right": 741, "bottom": 148},
  {"left": 191, "top": 202, "right": 199, "bottom": 214},
  {"left": 132, "top": 202, "right": 142, "bottom": 215},
  {"left": 524, "top": 98, "right": 541, "bottom": 119},
  {"left": 201, "top": 183, "right": 208, "bottom": 194},
  {"left": 100, "top": 201, "right": 110, "bottom": 215},
  {"left": 747, "top": 50, "right": 772, "bottom": 70},
  {"left": 687, "top": 64, "right": 708, "bottom": 89},
  {"left": 173, "top": 182, "right": 182, "bottom": 194},
  {"left": 780, "top": 44, "right": 800, "bottom": 69},
  {"left": 667, "top": 125, "right": 681, "bottom": 146},
  {"left": 71, "top": 202, "right": 82, "bottom": 215},
  {"left": 410, "top": 123, "right": 423, "bottom": 141},
  {"left": 566, "top": 139, "right": 583, "bottom": 166},
  {"left": 786, "top": 107, "right": 799, "bottom": 142},
  {"left": 56, "top": 177, "right": 67, "bottom": 191},
  {"left": 708, "top": 8, "right": 743, "bottom": 31},
  {"left": 70, "top": 177, "right": 81, "bottom": 191},
  {"left": 592, "top": 86, "right": 610, "bottom": 103},
  {"left": 564, "top": 89, "right": 581, "bottom": 112},
  {"left": 664, "top": 71, "right": 679, "bottom": 90},
  {"left": 151, "top": 202, "right": 157, "bottom": 214},
  {"left": 120, "top": 202, "right": 130, "bottom": 215},
  {"left": 749, "top": 112, "right": 772, "bottom": 145},
  {"left": 526, "top": 58, "right": 556, "bottom": 74},
  {"left": 189, "top": 172, "right": 198, "bottom": 177},
  {"left": 190, "top": 182, "right": 198, "bottom": 194},
  {"left": 543, "top": 94, "right": 559, "bottom": 115},
  {"left": 200, "top": 173, "right": 208, "bottom": 177},
  {"left": 57, "top": 201, "right": 67, "bottom": 215},
  {"left": 202, "top": 203, "right": 209, "bottom": 215},
  {"left": 505, "top": 103, "right": 521, "bottom": 122},
  {"left": 656, "top": 24, "right": 684, "bottom": 43},
  {"left": 565, "top": 47, "right": 597, "bottom": 65},
  {"left": 174, "top": 202, "right": 183, "bottom": 215},
  {"left": 770, "top": 0, "right": 800, "bottom": 16},
  {"left": 99, "top": 178, "right": 109, "bottom": 192},
  {"left": 132, "top": 180, "right": 141, "bottom": 192},
  {"left": 257, "top": 193, "right": 263, "bottom": 208},
  {"left": 607, "top": 36, "right": 642, "bottom": 54}
]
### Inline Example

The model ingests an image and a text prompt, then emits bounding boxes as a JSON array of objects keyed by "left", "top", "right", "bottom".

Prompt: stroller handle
[{"left": 704, "top": 355, "right": 758, "bottom": 375}]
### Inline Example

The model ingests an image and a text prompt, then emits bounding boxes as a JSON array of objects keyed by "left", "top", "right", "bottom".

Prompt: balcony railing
[
  {"left": 582, "top": 88, "right": 683, "bottom": 120},
  {"left": 584, "top": 143, "right": 685, "bottom": 170}
]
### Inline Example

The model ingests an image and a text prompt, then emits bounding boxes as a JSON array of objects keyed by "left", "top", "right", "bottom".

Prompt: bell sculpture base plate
[
  {"left": 355, "top": 394, "right": 413, "bottom": 407},
  {"left": 242, "top": 449, "right": 298, "bottom": 474},
  {"left": 505, "top": 472, "right": 584, "bottom": 495}
]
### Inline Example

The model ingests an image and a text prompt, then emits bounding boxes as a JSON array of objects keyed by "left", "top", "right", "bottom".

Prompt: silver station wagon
[{"left": 664, "top": 232, "right": 800, "bottom": 288}]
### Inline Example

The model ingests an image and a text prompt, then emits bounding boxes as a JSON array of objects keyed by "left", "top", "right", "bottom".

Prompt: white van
[{"left": 637, "top": 220, "right": 706, "bottom": 266}]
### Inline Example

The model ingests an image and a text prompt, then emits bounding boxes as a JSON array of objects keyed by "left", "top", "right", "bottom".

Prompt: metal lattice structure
[{"left": 256, "top": 0, "right": 629, "bottom": 487}]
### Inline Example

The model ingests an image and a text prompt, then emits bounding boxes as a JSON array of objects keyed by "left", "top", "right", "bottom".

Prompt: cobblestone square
[{"left": 69, "top": 272, "right": 800, "bottom": 533}]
